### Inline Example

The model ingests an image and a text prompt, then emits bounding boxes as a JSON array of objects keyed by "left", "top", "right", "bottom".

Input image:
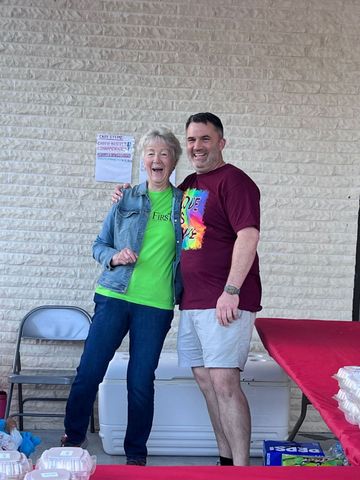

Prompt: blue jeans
[{"left": 64, "top": 293, "right": 173, "bottom": 459}]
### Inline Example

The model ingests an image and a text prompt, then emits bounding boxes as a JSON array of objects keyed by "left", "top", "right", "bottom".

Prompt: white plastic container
[
  {"left": 25, "top": 469, "right": 71, "bottom": 480},
  {"left": 98, "top": 351, "right": 290, "bottom": 456},
  {"left": 36, "top": 448, "right": 96, "bottom": 480},
  {"left": 334, "top": 366, "right": 360, "bottom": 427},
  {"left": 0, "top": 451, "right": 33, "bottom": 480}
]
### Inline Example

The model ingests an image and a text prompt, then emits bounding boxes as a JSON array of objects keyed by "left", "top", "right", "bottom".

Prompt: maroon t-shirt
[{"left": 178, "top": 163, "right": 262, "bottom": 312}]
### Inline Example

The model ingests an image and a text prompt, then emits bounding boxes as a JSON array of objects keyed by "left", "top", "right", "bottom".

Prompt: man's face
[{"left": 186, "top": 122, "right": 226, "bottom": 174}]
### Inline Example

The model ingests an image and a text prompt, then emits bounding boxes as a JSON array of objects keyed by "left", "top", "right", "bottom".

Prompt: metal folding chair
[{"left": 5, "top": 305, "right": 95, "bottom": 432}]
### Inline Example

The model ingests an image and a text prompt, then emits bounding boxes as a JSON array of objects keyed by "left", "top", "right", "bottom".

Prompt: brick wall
[{"left": 1, "top": 0, "right": 359, "bottom": 431}]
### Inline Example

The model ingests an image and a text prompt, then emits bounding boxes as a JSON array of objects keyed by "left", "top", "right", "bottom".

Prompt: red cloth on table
[
  {"left": 255, "top": 317, "right": 360, "bottom": 466},
  {"left": 93, "top": 464, "right": 359, "bottom": 480}
]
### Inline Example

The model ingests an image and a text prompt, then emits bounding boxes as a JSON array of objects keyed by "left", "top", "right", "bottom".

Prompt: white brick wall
[{"left": 0, "top": 0, "right": 359, "bottom": 432}]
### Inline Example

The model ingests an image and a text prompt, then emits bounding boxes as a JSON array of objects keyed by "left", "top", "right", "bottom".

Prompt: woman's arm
[
  {"left": 92, "top": 204, "right": 119, "bottom": 270},
  {"left": 92, "top": 203, "right": 138, "bottom": 270}
]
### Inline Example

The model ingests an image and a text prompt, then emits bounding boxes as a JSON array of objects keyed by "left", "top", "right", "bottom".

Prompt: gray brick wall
[{"left": 1, "top": 0, "right": 359, "bottom": 432}]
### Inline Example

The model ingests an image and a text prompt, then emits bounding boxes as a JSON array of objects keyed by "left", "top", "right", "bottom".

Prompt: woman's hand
[
  {"left": 111, "top": 248, "right": 138, "bottom": 266},
  {"left": 112, "top": 183, "right": 131, "bottom": 203}
]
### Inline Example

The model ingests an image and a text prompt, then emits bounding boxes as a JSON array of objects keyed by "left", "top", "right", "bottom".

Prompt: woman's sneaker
[
  {"left": 60, "top": 434, "right": 88, "bottom": 449},
  {"left": 126, "top": 457, "right": 146, "bottom": 466}
]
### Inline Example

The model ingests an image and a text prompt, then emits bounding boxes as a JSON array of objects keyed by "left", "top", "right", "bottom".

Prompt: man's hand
[
  {"left": 111, "top": 248, "right": 138, "bottom": 266},
  {"left": 216, "top": 291, "right": 239, "bottom": 326},
  {"left": 112, "top": 183, "right": 131, "bottom": 203}
]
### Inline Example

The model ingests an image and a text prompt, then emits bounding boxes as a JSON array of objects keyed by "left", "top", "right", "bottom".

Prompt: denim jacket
[{"left": 93, "top": 182, "right": 183, "bottom": 305}]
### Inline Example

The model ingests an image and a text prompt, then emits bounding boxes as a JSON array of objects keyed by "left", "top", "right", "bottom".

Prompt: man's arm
[
  {"left": 112, "top": 183, "right": 131, "bottom": 203},
  {"left": 216, "top": 227, "right": 259, "bottom": 326}
]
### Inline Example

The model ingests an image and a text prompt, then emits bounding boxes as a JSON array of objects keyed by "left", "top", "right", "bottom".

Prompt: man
[
  {"left": 177, "top": 113, "right": 261, "bottom": 466},
  {"left": 113, "top": 113, "right": 261, "bottom": 466}
]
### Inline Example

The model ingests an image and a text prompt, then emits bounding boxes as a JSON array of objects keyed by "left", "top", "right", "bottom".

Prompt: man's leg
[
  {"left": 209, "top": 367, "right": 251, "bottom": 466},
  {"left": 192, "top": 366, "right": 232, "bottom": 460},
  {"left": 178, "top": 309, "right": 254, "bottom": 464},
  {"left": 177, "top": 311, "right": 232, "bottom": 461},
  {"left": 194, "top": 309, "right": 255, "bottom": 465}
]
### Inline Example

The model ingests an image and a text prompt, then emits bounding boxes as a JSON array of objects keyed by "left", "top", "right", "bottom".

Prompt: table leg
[{"left": 287, "top": 393, "right": 311, "bottom": 441}]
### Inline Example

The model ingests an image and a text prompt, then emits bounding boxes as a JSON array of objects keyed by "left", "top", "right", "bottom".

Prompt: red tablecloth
[
  {"left": 255, "top": 317, "right": 360, "bottom": 466},
  {"left": 92, "top": 464, "right": 359, "bottom": 479}
]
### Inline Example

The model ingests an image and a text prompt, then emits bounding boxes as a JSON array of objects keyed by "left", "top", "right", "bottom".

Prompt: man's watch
[{"left": 224, "top": 284, "right": 241, "bottom": 295}]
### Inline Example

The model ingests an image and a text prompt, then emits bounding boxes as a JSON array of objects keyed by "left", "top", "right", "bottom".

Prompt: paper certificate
[{"left": 95, "top": 133, "right": 135, "bottom": 183}]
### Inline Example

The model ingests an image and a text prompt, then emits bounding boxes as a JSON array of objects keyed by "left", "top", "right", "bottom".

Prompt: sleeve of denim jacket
[{"left": 92, "top": 203, "right": 119, "bottom": 270}]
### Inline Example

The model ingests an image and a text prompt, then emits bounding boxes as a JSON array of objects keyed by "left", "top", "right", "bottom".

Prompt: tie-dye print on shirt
[{"left": 181, "top": 188, "right": 209, "bottom": 250}]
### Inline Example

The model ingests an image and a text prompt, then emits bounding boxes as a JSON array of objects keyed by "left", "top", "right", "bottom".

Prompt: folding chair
[{"left": 5, "top": 305, "right": 95, "bottom": 432}]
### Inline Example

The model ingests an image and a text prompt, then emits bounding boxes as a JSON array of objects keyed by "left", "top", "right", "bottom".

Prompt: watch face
[{"left": 224, "top": 285, "right": 240, "bottom": 295}]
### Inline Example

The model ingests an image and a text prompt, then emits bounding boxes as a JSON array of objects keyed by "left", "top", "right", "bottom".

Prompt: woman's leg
[
  {"left": 64, "top": 294, "right": 130, "bottom": 444},
  {"left": 124, "top": 304, "right": 173, "bottom": 460}
]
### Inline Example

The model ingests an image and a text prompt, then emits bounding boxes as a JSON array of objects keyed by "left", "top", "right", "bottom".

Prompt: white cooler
[{"left": 98, "top": 351, "right": 290, "bottom": 457}]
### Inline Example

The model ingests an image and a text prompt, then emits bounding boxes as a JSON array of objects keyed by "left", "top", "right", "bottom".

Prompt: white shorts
[{"left": 177, "top": 309, "right": 256, "bottom": 370}]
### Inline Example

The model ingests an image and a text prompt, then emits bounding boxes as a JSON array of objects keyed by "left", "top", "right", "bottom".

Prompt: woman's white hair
[{"left": 138, "top": 127, "right": 182, "bottom": 165}]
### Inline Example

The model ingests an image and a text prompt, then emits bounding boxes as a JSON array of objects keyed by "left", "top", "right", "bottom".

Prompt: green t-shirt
[{"left": 96, "top": 187, "right": 175, "bottom": 310}]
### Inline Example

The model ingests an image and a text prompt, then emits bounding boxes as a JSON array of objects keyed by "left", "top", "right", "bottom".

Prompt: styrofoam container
[
  {"left": 99, "top": 351, "right": 290, "bottom": 457},
  {"left": 335, "top": 366, "right": 360, "bottom": 379},
  {"left": 25, "top": 469, "right": 71, "bottom": 480},
  {"left": 0, "top": 451, "right": 33, "bottom": 480},
  {"left": 334, "top": 388, "right": 360, "bottom": 426},
  {"left": 36, "top": 448, "right": 96, "bottom": 480}
]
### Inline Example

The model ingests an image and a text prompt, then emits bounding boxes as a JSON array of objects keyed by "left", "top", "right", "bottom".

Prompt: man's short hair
[{"left": 185, "top": 112, "right": 224, "bottom": 138}]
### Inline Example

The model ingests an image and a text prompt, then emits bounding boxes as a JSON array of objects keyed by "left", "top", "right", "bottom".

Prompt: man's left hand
[{"left": 216, "top": 292, "right": 239, "bottom": 326}]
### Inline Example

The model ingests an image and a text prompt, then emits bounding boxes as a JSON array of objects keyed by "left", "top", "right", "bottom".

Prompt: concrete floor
[{"left": 29, "top": 429, "right": 337, "bottom": 467}]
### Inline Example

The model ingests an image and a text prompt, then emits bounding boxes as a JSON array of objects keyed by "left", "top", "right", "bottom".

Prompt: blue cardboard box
[{"left": 263, "top": 440, "right": 325, "bottom": 466}]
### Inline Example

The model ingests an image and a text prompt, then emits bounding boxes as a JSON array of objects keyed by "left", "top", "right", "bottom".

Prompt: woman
[{"left": 61, "top": 127, "right": 183, "bottom": 466}]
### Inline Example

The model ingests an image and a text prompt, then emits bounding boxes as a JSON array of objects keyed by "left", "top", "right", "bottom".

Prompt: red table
[
  {"left": 92, "top": 464, "right": 359, "bottom": 479},
  {"left": 255, "top": 317, "right": 360, "bottom": 466}
]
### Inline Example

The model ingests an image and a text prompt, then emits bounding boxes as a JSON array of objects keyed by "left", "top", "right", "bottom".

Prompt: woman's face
[{"left": 143, "top": 138, "right": 176, "bottom": 191}]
